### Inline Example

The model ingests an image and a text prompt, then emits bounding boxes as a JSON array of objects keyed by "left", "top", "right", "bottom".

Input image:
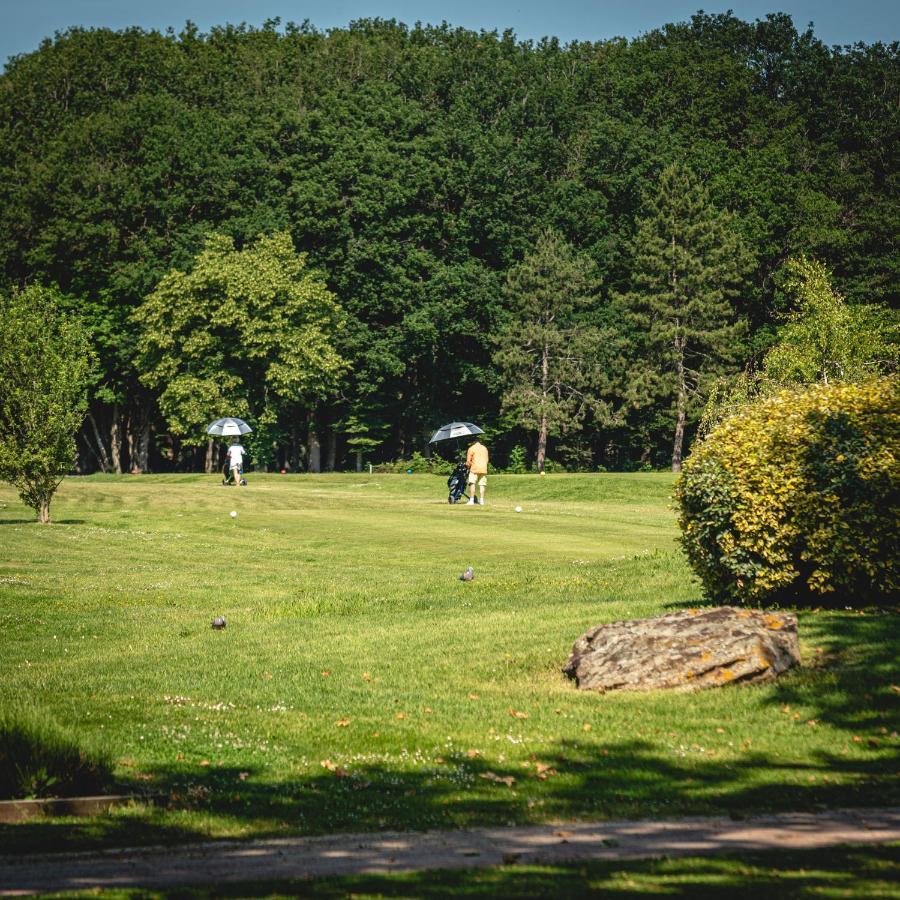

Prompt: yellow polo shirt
[{"left": 466, "top": 442, "right": 489, "bottom": 475}]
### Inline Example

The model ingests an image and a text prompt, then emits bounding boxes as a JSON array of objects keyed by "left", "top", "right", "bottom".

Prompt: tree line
[{"left": 1, "top": 12, "right": 897, "bottom": 474}]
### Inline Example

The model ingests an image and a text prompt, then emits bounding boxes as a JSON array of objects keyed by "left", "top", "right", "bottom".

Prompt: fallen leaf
[
  {"left": 261, "top": 671, "right": 273, "bottom": 680},
  {"left": 321, "top": 759, "right": 337, "bottom": 771},
  {"left": 395, "top": 712, "right": 407, "bottom": 720},
  {"left": 806, "top": 719, "right": 818, "bottom": 727},
  {"left": 583, "top": 723, "right": 592, "bottom": 732},
  {"left": 321, "top": 670, "right": 330, "bottom": 677},
  {"left": 175, "top": 753, "right": 184, "bottom": 762},
  {"left": 468, "top": 693, "right": 479, "bottom": 701},
  {"left": 852, "top": 735, "right": 862, "bottom": 742},
  {"left": 480, "top": 771, "right": 515, "bottom": 787},
  {"left": 238, "top": 772, "right": 249, "bottom": 781},
  {"left": 434, "top": 757, "right": 446, "bottom": 765},
  {"left": 509, "top": 708, "right": 528, "bottom": 719},
  {"left": 199, "top": 760, "right": 210, "bottom": 767},
  {"left": 890, "top": 685, "right": 900, "bottom": 694},
  {"left": 716, "top": 727, "right": 725, "bottom": 734},
  {"left": 335, "top": 718, "right": 351, "bottom": 727},
  {"left": 466, "top": 749, "right": 481, "bottom": 758},
  {"left": 362, "top": 672, "right": 372, "bottom": 682},
  {"left": 424, "top": 707, "right": 433, "bottom": 714}
]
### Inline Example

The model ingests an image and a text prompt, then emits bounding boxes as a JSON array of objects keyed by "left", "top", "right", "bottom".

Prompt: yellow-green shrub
[{"left": 675, "top": 378, "right": 899, "bottom": 605}]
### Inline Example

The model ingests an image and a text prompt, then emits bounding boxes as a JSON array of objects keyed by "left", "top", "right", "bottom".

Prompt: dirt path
[{"left": 2, "top": 808, "right": 898, "bottom": 895}]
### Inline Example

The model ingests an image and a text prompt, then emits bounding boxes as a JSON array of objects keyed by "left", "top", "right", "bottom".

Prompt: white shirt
[{"left": 228, "top": 444, "right": 245, "bottom": 467}]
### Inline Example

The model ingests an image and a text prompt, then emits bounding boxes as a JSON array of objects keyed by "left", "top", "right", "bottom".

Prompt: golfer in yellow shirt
[{"left": 466, "top": 439, "right": 489, "bottom": 506}]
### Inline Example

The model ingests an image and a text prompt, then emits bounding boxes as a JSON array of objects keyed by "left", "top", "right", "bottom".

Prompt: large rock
[{"left": 563, "top": 607, "right": 799, "bottom": 692}]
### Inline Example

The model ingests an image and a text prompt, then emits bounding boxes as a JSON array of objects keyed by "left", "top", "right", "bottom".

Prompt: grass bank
[{"left": 0, "top": 473, "right": 896, "bottom": 853}]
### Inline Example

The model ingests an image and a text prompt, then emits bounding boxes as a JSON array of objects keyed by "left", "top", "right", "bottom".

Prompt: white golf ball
[
  {"left": 230, "top": 511, "right": 237, "bottom": 518},
  {"left": 515, "top": 506, "right": 522, "bottom": 513}
]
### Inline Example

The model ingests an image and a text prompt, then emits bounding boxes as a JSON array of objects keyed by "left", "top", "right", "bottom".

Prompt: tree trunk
[
  {"left": 536, "top": 413, "right": 548, "bottom": 473},
  {"left": 86, "top": 411, "right": 111, "bottom": 473},
  {"left": 290, "top": 417, "right": 300, "bottom": 472},
  {"left": 672, "top": 335, "right": 687, "bottom": 473},
  {"left": 39, "top": 497, "right": 50, "bottom": 524},
  {"left": 205, "top": 438, "right": 215, "bottom": 474},
  {"left": 355, "top": 449, "right": 363, "bottom": 473},
  {"left": 131, "top": 412, "right": 150, "bottom": 473},
  {"left": 325, "top": 431, "right": 337, "bottom": 472},
  {"left": 110, "top": 404, "right": 122, "bottom": 474},
  {"left": 536, "top": 342, "right": 550, "bottom": 473},
  {"left": 307, "top": 412, "right": 321, "bottom": 473}
]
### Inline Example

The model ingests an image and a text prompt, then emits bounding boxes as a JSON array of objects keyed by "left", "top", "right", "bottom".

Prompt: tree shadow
[
  {"left": 2, "top": 731, "right": 896, "bottom": 857},
  {"left": 163, "top": 844, "right": 900, "bottom": 898},
  {"left": 660, "top": 602, "right": 898, "bottom": 732},
  {"left": 2, "top": 610, "right": 896, "bottom": 857},
  {"left": 0, "top": 518, "right": 87, "bottom": 525}
]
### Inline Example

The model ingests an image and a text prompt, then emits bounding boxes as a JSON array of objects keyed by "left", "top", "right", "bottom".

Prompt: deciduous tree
[
  {"left": 0, "top": 286, "right": 94, "bottom": 523},
  {"left": 134, "top": 232, "right": 346, "bottom": 468}
]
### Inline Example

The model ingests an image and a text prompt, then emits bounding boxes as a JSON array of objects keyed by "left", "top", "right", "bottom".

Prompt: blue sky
[{"left": 2, "top": 0, "right": 898, "bottom": 69}]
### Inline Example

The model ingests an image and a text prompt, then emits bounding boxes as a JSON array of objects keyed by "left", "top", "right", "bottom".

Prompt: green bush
[
  {"left": 0, "top": 706, "right": 112, "bottom": 799},
  {"left": 675, "top": 378, "right": 899, "bottom": 605},
  {"left": 377, "top": 452, "right": 453, "bottom": 475},
  {"left": 505, "top": 446, "right": 528, "bottom": 474}
]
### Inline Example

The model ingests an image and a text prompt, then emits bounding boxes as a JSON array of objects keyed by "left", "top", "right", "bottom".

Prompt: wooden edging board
[{"left": 0, "top": 794, "right": 163, "bottom": 823}]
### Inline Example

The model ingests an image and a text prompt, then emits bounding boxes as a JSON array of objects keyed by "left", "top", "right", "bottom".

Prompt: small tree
[
  {"left": 494, "top": 230, "right": 611, "bottom": 473},
  {"left": 701, "top": 256, "right": 900, "bottom": 433},
  {"left": 0, "top": 286, "right": 95, "bottom": 523},
  {"left": 765, "top": 256, "right": 899, "bottom": 385}
]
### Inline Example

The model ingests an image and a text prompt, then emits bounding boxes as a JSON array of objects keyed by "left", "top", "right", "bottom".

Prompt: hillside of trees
[{"left": 1, "top": 12, "right": 897, "bottom": 473}]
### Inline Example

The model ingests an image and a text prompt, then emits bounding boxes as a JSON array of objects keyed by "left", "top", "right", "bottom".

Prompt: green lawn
[{"left": 0, "top": 473, "right": 896, "bottom": 854}]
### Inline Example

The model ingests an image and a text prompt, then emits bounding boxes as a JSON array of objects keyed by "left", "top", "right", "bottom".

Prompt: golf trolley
[
  {"left": 447, "top": 457, "right": 469, "bottom": 504},
  {"left": 222, "top": 461, "right": 247, "bottom": 486}
]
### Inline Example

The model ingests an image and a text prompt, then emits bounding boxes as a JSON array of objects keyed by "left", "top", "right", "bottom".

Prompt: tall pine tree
[
  {"left": 617, "top": 163, "right": 751, "bottom": 471},
  {"left": 494, "top": 231, "right": 613, "bottom": 472}
]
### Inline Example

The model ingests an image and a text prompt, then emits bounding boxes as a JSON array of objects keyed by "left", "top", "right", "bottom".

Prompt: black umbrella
[{"left": 428, "top": 421, "right": 484, "bottom": 444}]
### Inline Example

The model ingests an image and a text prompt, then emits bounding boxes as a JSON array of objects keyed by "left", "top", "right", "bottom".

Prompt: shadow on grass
[
  {"left": 2, "top": 611, "right": 896, "bottom": 857},
  {"left": 661, "top": 602, "right": 899, "bottom": 732},
  {"left": 0, "top": 518, "right": 88, "bottom": 525},
  {"left": 162, "top": 844, "right": 900, "bottom": 898},
  {"left": 2, "top": 733, "right": 896, "bottom": 856}
]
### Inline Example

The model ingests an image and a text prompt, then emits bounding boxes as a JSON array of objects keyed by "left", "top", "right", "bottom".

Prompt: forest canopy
[{"left": 1, "top": 12, "right": 897, "bottom": 473}]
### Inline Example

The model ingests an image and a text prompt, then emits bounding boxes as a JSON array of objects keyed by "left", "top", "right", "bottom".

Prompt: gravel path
[{"left": 2, "top": 807, "right": 898, "bottom": 895}]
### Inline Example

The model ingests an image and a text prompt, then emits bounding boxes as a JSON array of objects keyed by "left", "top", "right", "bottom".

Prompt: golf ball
[
  {"left": 515, "top": 506, "right": 522, "bottom": 512},
  {"left": 230, "top": 511, "right": 237, "bottom": 518}
]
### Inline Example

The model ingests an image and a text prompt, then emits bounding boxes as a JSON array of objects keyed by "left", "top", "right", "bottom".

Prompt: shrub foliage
[{"left": 675, "top": 378, "right": 899, "bottom": 605}]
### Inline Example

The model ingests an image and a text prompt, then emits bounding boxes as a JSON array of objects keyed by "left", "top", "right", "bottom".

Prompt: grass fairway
[{"left": 0, "top": 473, "right": 896, "bottom": 854}]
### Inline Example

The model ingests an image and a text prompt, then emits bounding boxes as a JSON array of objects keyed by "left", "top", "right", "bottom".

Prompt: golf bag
[{"left": 447, "top": 458, "right": 469, "bottom": 504}]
